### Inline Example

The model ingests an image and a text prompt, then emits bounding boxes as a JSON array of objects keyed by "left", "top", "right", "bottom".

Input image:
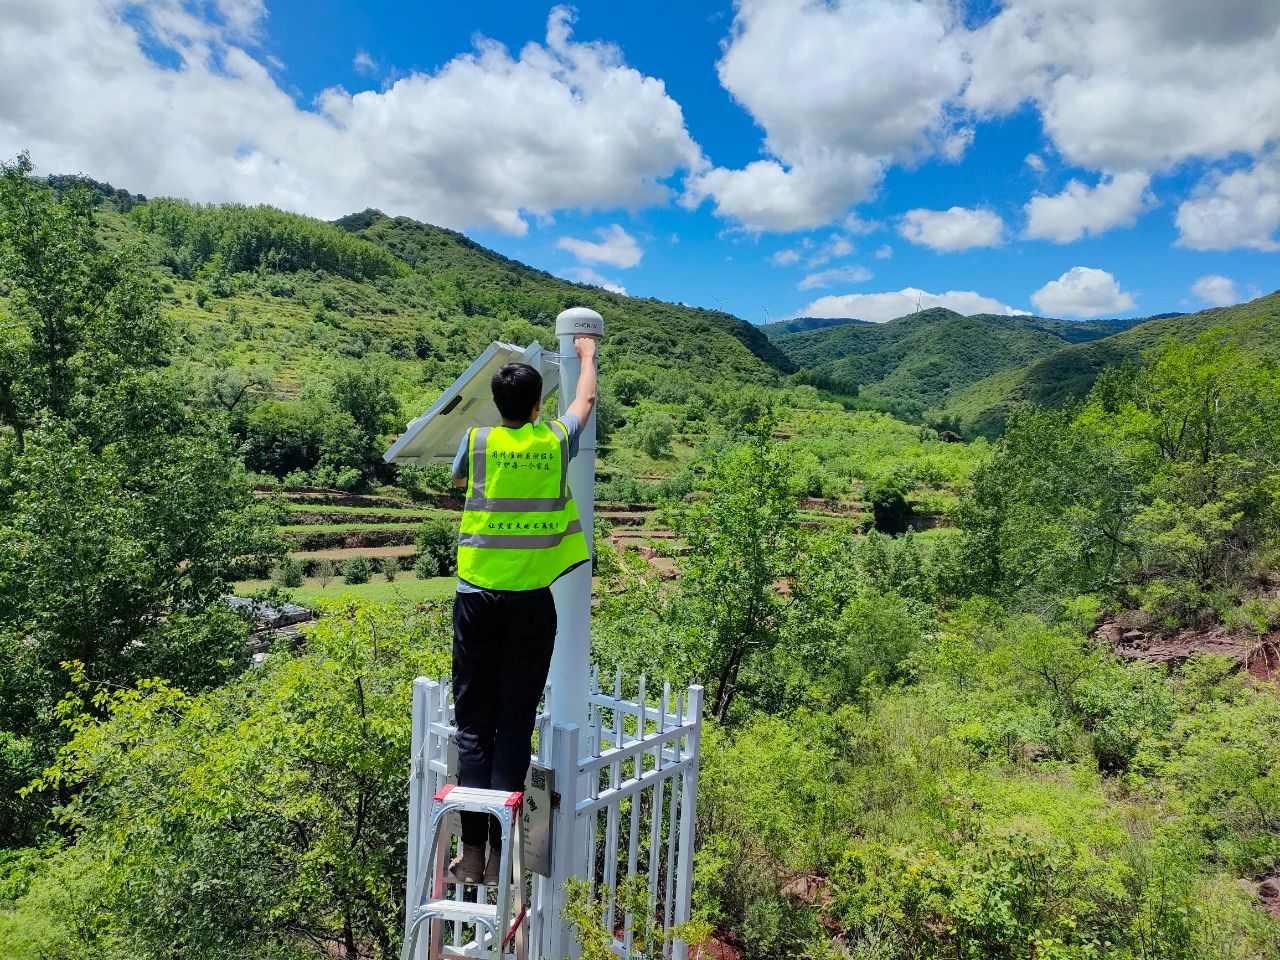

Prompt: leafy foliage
[
  {"left": 132, "top": 198, "right": 407, "bottom": 281},
  {"left": 6, "top": 601, "right": 450, "bottom": 960},
  {"left": 675, "top": 423, "right": 798, "bottom": 721},
  {"left": 961, "top": 333, "right": 1280, "bottom": 620},
  {"left": 0, "top": 159, "right": 277, "bottom": 845}
]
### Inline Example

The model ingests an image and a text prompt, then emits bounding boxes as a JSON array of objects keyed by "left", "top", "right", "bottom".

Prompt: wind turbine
[
  {"left": 762, "top": 306, "right": 771, "bottom": 325},
  {"left": 709, "top": 293, "right": 727, "bottom": 312}
]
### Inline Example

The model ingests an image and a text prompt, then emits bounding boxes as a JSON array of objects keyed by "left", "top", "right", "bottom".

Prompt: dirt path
[{"left": 295, "top": 545, "right": 417, "bottom": 561}]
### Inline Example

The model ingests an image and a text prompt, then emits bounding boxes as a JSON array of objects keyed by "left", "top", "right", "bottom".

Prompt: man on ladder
[{"left": 446, "top": 334, "right": 597, "bottom": 885}]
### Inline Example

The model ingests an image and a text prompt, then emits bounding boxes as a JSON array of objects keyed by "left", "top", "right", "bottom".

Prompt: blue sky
[{"left": 2, "top": 1, "right": 1277, "bottom": 323}]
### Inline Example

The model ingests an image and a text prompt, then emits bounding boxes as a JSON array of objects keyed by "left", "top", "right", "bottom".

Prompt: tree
[
  {"left": 10, "top": 602, "right": 451, "bottom": 960},
  {"left": 866, "top": 474, "right": 914, "bottom": 534},
  {"left": 415, "top": 517, "right": 457, "bottom": 577},
  {"left": 203, "top": 364, "right": 274, "bottom": 416},
  {"left": 632, "top": 409, "right": 676, "bottom": 458},
  {"left": 675, "top": 423, "right": 797, "bottom": 722},
  {"left": 1119, "top": 335, "right": 1280, "bottom": 595},
  {"left": 313, "top": 558, "right": 337, "bottom": 587},
  {"left": 330, "top": 358, "right": 400, "bottom": 439},
  {"left": 273, "top": 555, "right": 305, "bottom": 588},
  {"left": 960, "top": 332, "right": 1280, "bottom": 618},
  {"left": 0, "top": 156, "right": 278, "bottom": 845},
  {"left": 0, "top": 153, "right": 169, "bottom": 451}
]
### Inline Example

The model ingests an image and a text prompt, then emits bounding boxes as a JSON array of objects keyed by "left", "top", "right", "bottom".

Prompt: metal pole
[
  {"left": 672, "top": 685, "right": 704, "bottom": 960},
  {"left": 544, "top": 721, "right": 582, "bottom": 960},
  {"left": 549, "top": 307, "right": 603, "bottom": 734}
]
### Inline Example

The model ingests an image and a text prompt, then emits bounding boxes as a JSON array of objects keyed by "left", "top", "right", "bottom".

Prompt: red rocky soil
[
  {"left": 1257, "top": 876, "right": 1280, "bottom": 921},
  {"left": 1096, "top": 620, "right": 1279, "bottom": 682}
]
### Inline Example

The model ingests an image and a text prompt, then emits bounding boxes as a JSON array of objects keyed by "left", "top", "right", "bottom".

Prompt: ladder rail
[{"left": 403, "top": 787, "right": 527, "bottom": 960}]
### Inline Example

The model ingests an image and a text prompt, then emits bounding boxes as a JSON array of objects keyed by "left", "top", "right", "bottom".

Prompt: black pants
[{"left": 452, "top": 586, "right": 556, "bottom": 848}]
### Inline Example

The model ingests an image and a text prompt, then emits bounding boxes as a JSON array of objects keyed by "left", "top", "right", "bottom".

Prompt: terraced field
[{"left": 238, "top": 487, "right": 448, "bottom": 604}]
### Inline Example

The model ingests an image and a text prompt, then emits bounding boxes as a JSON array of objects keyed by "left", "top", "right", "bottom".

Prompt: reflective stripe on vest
[{"left": 456, "top": 421, "right": 590, "bottom": 591}]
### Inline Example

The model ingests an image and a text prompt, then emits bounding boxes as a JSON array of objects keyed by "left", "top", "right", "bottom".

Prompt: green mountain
[
  {"left": 760, "top": 315, "right": 872, "bottom": 338},
  {"left": 90, "top": 199, "right": 791, "bottom": 412},
  {"left": 773, "top": 307, "right": 1143, "bottom": 417},
  {"left": 940, "top": 290, "right": 1280, "bottom": 436}
]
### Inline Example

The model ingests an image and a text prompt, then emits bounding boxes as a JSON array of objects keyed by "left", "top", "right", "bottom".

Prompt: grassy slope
[
  {"left": 942, "top": 290, "right": 1280, "bottom": 436},
  {"left": 106, "top": 206, "right": 792, "bottom": 418},
  {"left": 338, "top": 210, "right": 795, "bottom": 379},
  {"left": 774, "top": 308, "right": 1140, "bottom": 414}
]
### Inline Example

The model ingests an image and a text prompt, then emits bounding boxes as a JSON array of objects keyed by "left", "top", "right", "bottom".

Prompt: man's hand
[{"left": 567, "top": 335, "right": 598, "bottom": 425}]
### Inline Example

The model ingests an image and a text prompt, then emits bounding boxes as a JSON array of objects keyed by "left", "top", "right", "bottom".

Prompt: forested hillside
[
  {"left": 942, "top": 291, "right": 1280, "bottom": 436},
  {"left": 118, "top": 197, "right": 791, "bottom": 404},
  {"left": 3, "top": 162, "right": 1279, "bottom": 960},
  {"left": 772, "top": 308, "right": 1143, "bottom": 418}
]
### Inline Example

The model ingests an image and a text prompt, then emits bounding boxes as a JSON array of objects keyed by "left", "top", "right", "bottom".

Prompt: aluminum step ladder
[{"left": 403, "top": 785, "right": 527, "bottom": 960}]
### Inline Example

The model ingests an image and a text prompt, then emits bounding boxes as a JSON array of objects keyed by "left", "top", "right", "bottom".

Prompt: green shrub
[
  {"left": 378, "top": 557, "right": 399, "bottom": 582},
  {"left": 271, "top": 556, "right": 304, "bottom": 588},
  {"left": 867, "top": 474, "right": 914, "bottom": 534},
  {"left": 415, "top": 518, "right": 456, "bottom": 576},
  {"left": 413, "top": 551, "right": 441, "bottom": 579},
  {"left": 341, "top": 556, "right": 372, "bottom": 584},
  {"left": 632, "top": 409, "right": 676, "bottom": 458}
]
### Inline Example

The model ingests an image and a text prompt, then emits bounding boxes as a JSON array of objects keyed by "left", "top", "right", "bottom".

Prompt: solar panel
[{"left": 383, "top": 341, "right": 561, "bottom": 465}]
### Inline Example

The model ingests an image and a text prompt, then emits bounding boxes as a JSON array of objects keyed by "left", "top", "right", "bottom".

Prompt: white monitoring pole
[{"left": 548, "top": 307, "right": 603, "bottom": 734}]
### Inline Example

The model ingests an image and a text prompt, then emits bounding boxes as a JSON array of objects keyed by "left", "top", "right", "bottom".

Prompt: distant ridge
[
  {"left": 761, "top": 315, "right": 870, "bottom": 338},
  {"left": 773, "top": 306, "right": 1148, "bottom": 417},
  {"left": 939, "top": 290, "right": 1280, "bottom": 436}
]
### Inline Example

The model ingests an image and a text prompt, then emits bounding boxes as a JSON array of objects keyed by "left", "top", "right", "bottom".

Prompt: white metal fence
[{"left": 405, "top": 672, "right": 703, "bottom": 960}]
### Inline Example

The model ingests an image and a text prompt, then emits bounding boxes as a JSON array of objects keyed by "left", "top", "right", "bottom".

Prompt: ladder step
[
  {"left": 415, "top": 898, "right": 500, "bottom": 925},
  {"left": 434, "top": 785, "right": 523, "bottom": 811}
]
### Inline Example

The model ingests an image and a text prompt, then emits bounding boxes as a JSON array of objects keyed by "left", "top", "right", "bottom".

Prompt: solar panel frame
[{"left": 383, "top": 341, "right": 561, "bottom": 465}]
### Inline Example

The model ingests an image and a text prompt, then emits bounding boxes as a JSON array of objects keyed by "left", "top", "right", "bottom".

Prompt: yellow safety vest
[{"left": 457, "top": 421, "right": 590, "bottom": 591}]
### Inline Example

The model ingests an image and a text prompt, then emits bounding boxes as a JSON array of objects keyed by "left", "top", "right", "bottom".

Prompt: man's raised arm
[{"left": 566, "top": 335, "right": 597, "bottom": 426}]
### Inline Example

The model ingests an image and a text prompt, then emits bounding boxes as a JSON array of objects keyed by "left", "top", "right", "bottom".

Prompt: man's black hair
[{"left": 491, "top": 362, "right": 542, "bottom": 422}]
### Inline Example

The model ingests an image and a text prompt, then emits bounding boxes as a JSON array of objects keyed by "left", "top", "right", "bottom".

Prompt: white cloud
[
  {"left": 353, "top": 49, "right": 378, "bottom": 76},
  {"left": 696, "top": 1, "right": 1280, "bottom": 234},
  {"left": 842, "top": 213, "right": 879, "bottom": 236},
  {"left": 686, "top": 0, "right": 968, "bottom": 231},
  {"left": 798, "top": 265, "right": 873, "bottom": 290},
  {"left": 0, "top": 3, "right": 703, "bottom": 234},
  {"left": 562, "top": 267, "right": 627, "bottom": 295},
  {"left": 941, "top": 127, "right": 975, "bottom": 162},
  {"left": 770, "top": 248, "right": 802, "bottom": 267},
  {"left": 1175, "top": 158, "right": 1280, "bottom": 251},
  {"left": 1024, "top": 171, "right": 1152, "bottom": 242},
  {"left": 797, "top": 287, "right": 1027, "bottom": 323},
  {"left": 555, "top": 224, "right": 643, "bottom": 268},
  {"left": 965, "top": 0, "right": 1280, "bottom": 171},
  {"left": 873, "top": 244, "right": 892, "bottom": 259},
  {"left": 807, "top": 234, "right": 854, "bottom": 267},
  {"left": 1191, "top": 274, "right": 1239, "bottom": 307},
  {"left": 1031, "top": 266, "right": 1135, "bottom": 318},
  {"left": 685, "top": 156, "right": 884, "bottom": 233},
  {"left": 898, "top": 206, "right": 1004, "bottom": 252}
]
